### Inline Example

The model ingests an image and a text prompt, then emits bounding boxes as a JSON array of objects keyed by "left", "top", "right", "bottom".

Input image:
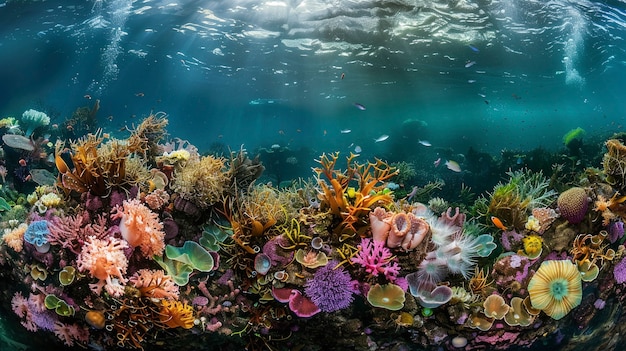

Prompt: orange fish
[{"left": 490, "top": 216, "right": 507, "bottom": 231}]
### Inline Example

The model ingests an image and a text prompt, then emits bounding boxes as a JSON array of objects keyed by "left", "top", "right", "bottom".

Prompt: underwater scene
[{"left": 2, "top": 0, "right": 626, "bottom": 350}]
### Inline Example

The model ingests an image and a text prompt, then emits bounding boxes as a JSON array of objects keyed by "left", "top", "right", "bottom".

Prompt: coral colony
[{"left": 2, "top": 110, "right": 626, "bottom": 351}]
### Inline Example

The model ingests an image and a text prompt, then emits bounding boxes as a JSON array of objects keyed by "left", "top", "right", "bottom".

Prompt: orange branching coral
[
  {"left": 594, "top": 192, "right": 626, "bottom": 226},
  {"left": 129, "top": 269, "right": 179, "bottom": 300},
  {"left": 313, "top": 152, "right": 398, "bottom": 237},
  {"left": 159, "top": 300, "right": 195, "bottom": 329}
]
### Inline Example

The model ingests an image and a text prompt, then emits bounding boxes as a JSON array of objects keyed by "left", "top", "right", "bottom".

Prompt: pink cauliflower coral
[
  {"left": 77, "top": 236, "right": 128, "bottom": 297},
  {"left": 351, "top": 238, "right": 400, "bottom": 282},
  {"left": 112, "top": 198, "right": 165, "bottom": 257}
]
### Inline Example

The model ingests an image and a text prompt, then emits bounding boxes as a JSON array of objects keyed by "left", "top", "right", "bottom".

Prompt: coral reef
[{"left": 2, "top": 112, "right": 626, "bottom": 351}]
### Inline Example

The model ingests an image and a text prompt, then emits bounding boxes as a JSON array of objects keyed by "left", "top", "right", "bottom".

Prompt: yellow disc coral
[
  {"left": 367, "top": 283, "right": 406, "bottom": 311},
  {"left": 528, "top": 260, "right": 582, "bottom": 320}
]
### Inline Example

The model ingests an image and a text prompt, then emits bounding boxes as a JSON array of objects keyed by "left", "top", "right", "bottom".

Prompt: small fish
[
  {"left": 445, "top": 160, "right": 461, "bottom": 172},
  {"left": 491, "top": 216, "right": 508, "bottom": 231},
  {"left": 468, "top": 79, "right": 476, "bottom": 83},
  {"left": 374, "top": 134, "right": 389, "bottom": 143},
  {"left": 418, "top": 140, "right": 431, "bottom": 147},
  {"left": 465, "top": 61, "right": 476, "bottom": 68},
  {"left": 469, "top": 44, "right": 479, "bottom": 53},
  {"left": 135, "top": 92, "right": 145, "bottom": 97},
  {"left": 341, "top": 73, "right": 345, "bottom": 80},
  {"left": 433, "top": 158, "right": 441, "bottom": 167},
  {"left": 354, "top": 102, "right": 366, "bottom": 110},
  {"left": 340, "top": 129, "right": 351, "bottom": 134},
  {"left": 84, "top": 94, "right": 92, "bottom": 100},
  {"left": 354, "top": 145, "right": 362, "bottom": 153}
]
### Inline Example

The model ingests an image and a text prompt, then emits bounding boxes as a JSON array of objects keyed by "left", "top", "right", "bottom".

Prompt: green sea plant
[
  {"left": 58, "top": 266, "right": 76, "bottom": 286},
  {"left": 44, "top": 294, "right": 75, "bottom": 317},
  {"left": 0, "top": 197, "right": 10, "bottom": 211},
  {"left": 165, "top": 241, "right": 214, "bottom": 272},
  {"left": 479, "top": 169, "right": 556, "bottom": 230},
  {"left": 200, "top": 221, "right": 232, "bottom": 251},
  {"left": 155, "top": 241, "right": 215, "bottom": 285},
  {"left": 562, "top": 127, "right": 585, "bottom": 147}
]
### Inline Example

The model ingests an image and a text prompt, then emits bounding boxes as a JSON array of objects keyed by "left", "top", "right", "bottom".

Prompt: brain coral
[
  {"left": 557, "top": 187, "right": 588, "bottom": 224},
  {"left": 171, "top": 155, "right": 231, "bottom": 210}
]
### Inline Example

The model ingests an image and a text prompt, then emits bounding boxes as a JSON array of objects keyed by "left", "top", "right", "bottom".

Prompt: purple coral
[
  {"left": 608, "top": 220, "right": 624, "bottom": 244},
  {"left": 351, "top": 238, "right": 400, "bottom": 282},
  {"left": 614, "top": 256, "right": 626, "bottom": 284},
  {"left": 304, "top": 261, "right": 355, "bottom": 312}
]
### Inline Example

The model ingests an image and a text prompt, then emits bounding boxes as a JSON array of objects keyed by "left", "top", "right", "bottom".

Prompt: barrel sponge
[{"left": 557, "top": 187, "right": 588, "bottom": 224}]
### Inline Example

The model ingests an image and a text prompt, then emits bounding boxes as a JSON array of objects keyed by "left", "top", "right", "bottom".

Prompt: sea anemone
[
  {"left": 527, "top": 260, "right": 582, "bottom": 320},
  {"left": 304, "top": 261, "right": 355, "bottom": 312}
]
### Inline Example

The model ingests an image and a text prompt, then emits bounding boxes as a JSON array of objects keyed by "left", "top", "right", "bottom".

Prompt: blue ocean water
[{"left": 2, "top": 0, "right": 625, "bottom": 162}]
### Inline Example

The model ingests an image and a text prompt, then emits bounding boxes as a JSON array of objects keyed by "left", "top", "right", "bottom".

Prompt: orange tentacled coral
[
  {"left": 159, "top": 300, "right": 195, "bottom": 329},
  {"left": 129, "top": 269, "right": 179, "bottom": 300},
  {"left": 313, "top": 152, "right": 398, "bottom": 237}
]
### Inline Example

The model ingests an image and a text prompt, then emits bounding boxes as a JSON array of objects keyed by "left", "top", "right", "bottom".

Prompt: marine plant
[
  {"left": 478, "top": 168, "right": 556, "bottom": 230},
  {"left": 603, "top": 138, "right": 626, "bottom": 190},
  {"left": 170, "top": 154, "right": 231, "bottom": 210},
  {"left": 562, "top": 127, "right": 586, "bottom": 147}
]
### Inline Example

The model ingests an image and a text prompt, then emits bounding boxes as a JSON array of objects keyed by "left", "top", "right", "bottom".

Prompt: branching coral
[
  {"left": 76, "top": 236, "right": 128, "bottom": 296},
  {"left": 47, "top": 212, "right": 111, "bottom": 255},
  {"left": 313, "top": 152, "right": 398, "bottom": 238},
  {"left": 55, "top": 128, "right": 148, "bottom": 196}
]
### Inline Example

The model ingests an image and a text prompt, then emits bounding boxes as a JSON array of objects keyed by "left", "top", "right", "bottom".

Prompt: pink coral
[
  {"left": 112, "top": 198, "right": 165, "bottom": 257},
  {"left": 76, "top": 236, "right": 128, "bottom": 297},
  {"left": 129, "top": 269, "right": 179, "bottom": 299},
  {"left": 47, "top": 211, "right": 110, "bottom": 255},
  {"left": 144, "top": 189, "right": 170, "bottom": 210},
  {"left": 53, "top": 322, "right": 89, "bottom": 347},
  {"left": 351, "top": 238, "right": 400, "bottom": 282}
]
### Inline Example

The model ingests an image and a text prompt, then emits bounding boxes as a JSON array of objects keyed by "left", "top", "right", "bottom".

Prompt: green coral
[
  {"left": 562, "top": 127, "right": 585, "bottom": 147},
  {"left": 155, "top": 241, "right": 216, "bottom": 286},
  {"left": 44, "top": 295, "right": 75, "bottom": 317}
]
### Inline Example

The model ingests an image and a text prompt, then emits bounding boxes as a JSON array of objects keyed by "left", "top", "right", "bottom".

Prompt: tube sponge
[{"left": 20, "top": 109, "right": 50, "bottom": 137}]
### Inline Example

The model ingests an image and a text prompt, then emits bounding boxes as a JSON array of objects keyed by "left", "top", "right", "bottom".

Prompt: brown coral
[
  {"left": 171, "top": 154, "right": 231, "bottom": 210},
  {"left": 603, "top": 139, "right": 626, "bottom": 190}
]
